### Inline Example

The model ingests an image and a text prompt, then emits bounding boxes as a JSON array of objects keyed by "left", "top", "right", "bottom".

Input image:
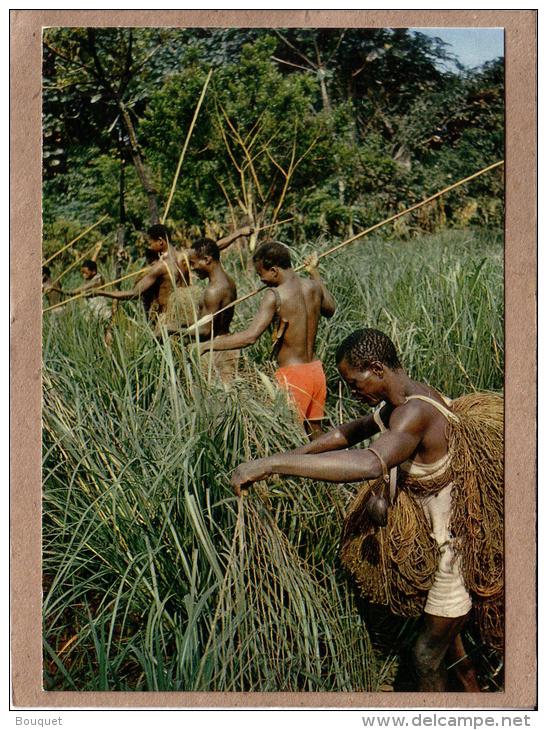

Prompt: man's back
[
  {"left": 271, "top": 276, "right": 325, "bottom": 367},
  {"left": 203, "top": 268, "right": 237, "bottom": 336}
]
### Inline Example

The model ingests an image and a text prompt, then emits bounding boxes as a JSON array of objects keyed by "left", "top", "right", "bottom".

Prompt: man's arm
[
  {"left": 87, "top": 267, "right": 160, "bottom": 301},
  {"left": 304, "top": 253, "right": 336, "bottom": 317},
  {"left": 63, "top": 276, "right": 104, "bottom": 296},
  {"left": 198, "top": 290, "right": 276, "bottom": 353},
  {"left": 231, "top": 402, "right": 424, "bottom": 494},
  {"left": 290, "top": 413, "right": 381, "bottom": 455},
  {"left": 217, "top": 225, "right": 252, "bottom": 252}
]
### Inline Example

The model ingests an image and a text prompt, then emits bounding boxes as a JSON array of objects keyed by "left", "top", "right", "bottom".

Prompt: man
[
  {"left": 49, "top": 259, "right": 113, "bottom": 343},
  {"left": 87, "top": 224, "right": 199, "bottom": 332},
  {"left": 42, "top": 266, "right": 61, "bottom": 307},
  {"left": 60, "top": 259, "right": 112, "bottom": 321},
  {"left": 198, "top": 240, "right": 336, "bottom": 437},
  {"left": 188, "top": 237, "right": 239, "bottom": 382},
  {"left": 231, "top": 328, "right": 503, "bottom": 692}
]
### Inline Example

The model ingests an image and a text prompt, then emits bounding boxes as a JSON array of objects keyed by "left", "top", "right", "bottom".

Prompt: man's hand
[
  {"left": 195, "top": 341, "right": 209, "bottom": 357},
  {"left": 303, "top": 252, "right": 320, "bottom": 275},
  {"left": 231, "top": 458, "right": 273, "bottom": 497}
]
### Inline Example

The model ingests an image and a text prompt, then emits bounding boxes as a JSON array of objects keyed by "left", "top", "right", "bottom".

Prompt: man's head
[
  {"left": 81, "top": 260, "right": 98, "bottom": 280},
  {"left": 336, "top": 328, "right": 403, "bottom": 406},
  {"left": 188, "top": 237, "right": 220, "bottom": 279},
  {"left": 42, "top": 266, "right": 51, "bottom": 283},
  {"left": 147, "top": 224, "right": 170, "bottom": 253},
  {"left": 252, "top": 240, "right": 292, "bottom": 286}
]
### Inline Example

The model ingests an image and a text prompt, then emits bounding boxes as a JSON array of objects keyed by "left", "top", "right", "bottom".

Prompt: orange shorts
[{"left": 274, "top": 360, "right": 327, "bottom": 422}]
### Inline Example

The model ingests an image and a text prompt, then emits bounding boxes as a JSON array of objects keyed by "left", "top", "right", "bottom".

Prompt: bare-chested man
[
  {"left": 187, "top": 237, "right": 239, "bottom": 382},
  {"left": 188, "top": 237, "right": 237, "bottom": 337},
  {"left": 87, "top": 224, "right": 196, "bottom": 332},
  {"left": 198, "top": 240, "right": 336, "bottom": 436},
  {"left": 232, "top": 328, "right": 503, "bottom": 692}
]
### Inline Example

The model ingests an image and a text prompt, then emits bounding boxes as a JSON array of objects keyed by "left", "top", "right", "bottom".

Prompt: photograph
[
  {"left": 40, "top": 22, "right": 505, "bottom": 696},
  {"left": 8, "top": 8, "right": 537, "bottom": 712}
]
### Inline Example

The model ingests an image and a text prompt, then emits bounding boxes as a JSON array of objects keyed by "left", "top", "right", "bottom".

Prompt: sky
[{"left": 410, "top": 28, "right": 504, "bottom": 69}]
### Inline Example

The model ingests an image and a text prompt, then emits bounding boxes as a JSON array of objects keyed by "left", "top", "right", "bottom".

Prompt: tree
[
  {"left": 43, "top": 27, "right": 201, "bottom": 224},
  {"left": 42, "top": 28, "right": 504, "bottom": 249}
]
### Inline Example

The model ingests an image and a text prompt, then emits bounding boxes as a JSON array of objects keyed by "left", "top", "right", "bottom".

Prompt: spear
[
  {"left": 256, "top": 217, "right": 295, "bottom": 233},
  {"left": 183, "top": 159, "right": 504, "bottom": 335},
  {"left": 43, "top": 215, "right": 109, "bottom": 265},
  {"left": 43, "top": 266, "right": 148, "bottom": 313},
  {"left": 161, "top": 69, "right": 213, "bottom": 224}
]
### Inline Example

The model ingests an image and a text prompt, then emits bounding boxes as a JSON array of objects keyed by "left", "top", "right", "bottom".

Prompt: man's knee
[{"left": 412, "top": 636, "right": 444, "bottom": 678}]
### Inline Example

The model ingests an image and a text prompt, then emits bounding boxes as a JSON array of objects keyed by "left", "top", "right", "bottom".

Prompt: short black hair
[
  {"left": 336, "top": 328, "right": 402, "bottom": 371},
  {"left": 42, "top": 266, "right": 51, "bottom": 278},
  {"left": 192, "top": 237, "right": 220, "bottom": 261},
  {"left": 82, "top": 260, "right": 97, "bottom": 272},
  {"left": 147, "top": 224, "right": 170, "bottom": 242},
  {"left": 253, "top": 240, "right": 292, "bottom": 270}
]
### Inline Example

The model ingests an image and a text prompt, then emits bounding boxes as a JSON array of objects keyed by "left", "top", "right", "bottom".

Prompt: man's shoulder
[
  {"left": 390, "top": 398, "right": 432, "bottom": 433},
  {"left": 258, "top": 287, "right": 278, "bottom": 311},
  {"left": 204, "top": 280, "right": 227, "bottom": 300},
  {"left": 300, "top": 276, "right": 322, "bottom": 295}
]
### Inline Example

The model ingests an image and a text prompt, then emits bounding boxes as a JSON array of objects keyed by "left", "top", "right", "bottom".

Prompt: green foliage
[
  {"left": 43, "top": 307, "right": 376, "bottom": 691},
  {"left": 42, "top": 28, "right": 504, "bottom": 244},
  {"left": 142, "top": 37, "right": 337, "bottom": 229}
]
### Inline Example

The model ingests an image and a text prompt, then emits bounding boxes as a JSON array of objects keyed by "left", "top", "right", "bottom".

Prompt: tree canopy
[{"left": 42, "top": 27, "right": 504, "bottom": 255}]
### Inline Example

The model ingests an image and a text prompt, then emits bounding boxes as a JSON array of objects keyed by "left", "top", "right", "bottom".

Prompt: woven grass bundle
[
  {"left": 196, "top": 498, "right": 377, "bottom": 691},
  {"left": 341, "top": 392, "right": 504, "bottom": 651},
  {"left": 157, "top": 285, "right": 201, "bottom": 331}
]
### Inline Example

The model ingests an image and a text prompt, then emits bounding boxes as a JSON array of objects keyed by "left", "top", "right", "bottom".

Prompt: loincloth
[{"left": 274, "top": 359, "right": 327, "bottom": 422}]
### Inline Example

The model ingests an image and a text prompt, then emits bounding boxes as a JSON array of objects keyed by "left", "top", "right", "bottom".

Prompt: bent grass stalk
[{"left": 43, "top": 228, "right": 503, "bottom": 691}]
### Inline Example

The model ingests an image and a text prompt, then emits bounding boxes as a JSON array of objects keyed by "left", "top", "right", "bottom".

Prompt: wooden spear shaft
[
  {"left": 54, "top": 239, "right": 106, "bottom": 282},
  {"left": 43, "top": 215, "right": 109, "bottom": 265},
  {"left": 183, "top": 159, "right": 504, "bottom": 335},
  {"left": 161, "top": 69, "right": 213, "bottom": 224},
  {"left": 43, "top": 266, "right": 148, "bottom": 313},
  {"left": 256, "top": 217, "right": 295, "bottom": 232},
  {"left": 312, "top": 159, "right": 505, "bottom": 263}
]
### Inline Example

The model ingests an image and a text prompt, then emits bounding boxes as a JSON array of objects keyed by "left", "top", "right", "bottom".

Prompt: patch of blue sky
[{"left": 410, "top": 28, "right": 504, "bottom": 70}]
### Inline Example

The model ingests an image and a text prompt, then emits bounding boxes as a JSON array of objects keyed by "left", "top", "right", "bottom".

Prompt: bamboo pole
[
  {"left": 43, "top": 215, "right": 109, "bottom": 265},
  {"left": 183, "top": 159, "right": 504, "bottom": 334},
  {"left": 161, "top": 69, "right": 213, "bottom": 224},
  {"left": 91, "top": 240, "right": 103, "bottom": 263},
  {"left": 43, "top": 266, "right": 148, "bottom": 313},
  {"left": 312, "top": 159, "right": 505, "bottom": 263},
  {"left": 54, "top": 239, "right": 105, "bottom": 283},
  {"left": 256, "top": 217, "right": 295, "bottom": 232}
]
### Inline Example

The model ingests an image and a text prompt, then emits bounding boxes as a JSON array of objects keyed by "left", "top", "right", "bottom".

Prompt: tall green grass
[{"left": 42, "top": 227, "right": 503, "bottom": 691}]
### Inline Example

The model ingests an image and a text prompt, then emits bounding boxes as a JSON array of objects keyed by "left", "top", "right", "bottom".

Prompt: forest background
[
  {"left": 42, "top": 27, "right": 505, "bottom": 693},
  {"left": 42, "top": 27, "right": 503, "bottom": 257}
]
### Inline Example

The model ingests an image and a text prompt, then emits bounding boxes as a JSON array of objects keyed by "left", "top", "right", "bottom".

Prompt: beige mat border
[{"left": 10, "top": 9, "right": 537, "bottom": 710}]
